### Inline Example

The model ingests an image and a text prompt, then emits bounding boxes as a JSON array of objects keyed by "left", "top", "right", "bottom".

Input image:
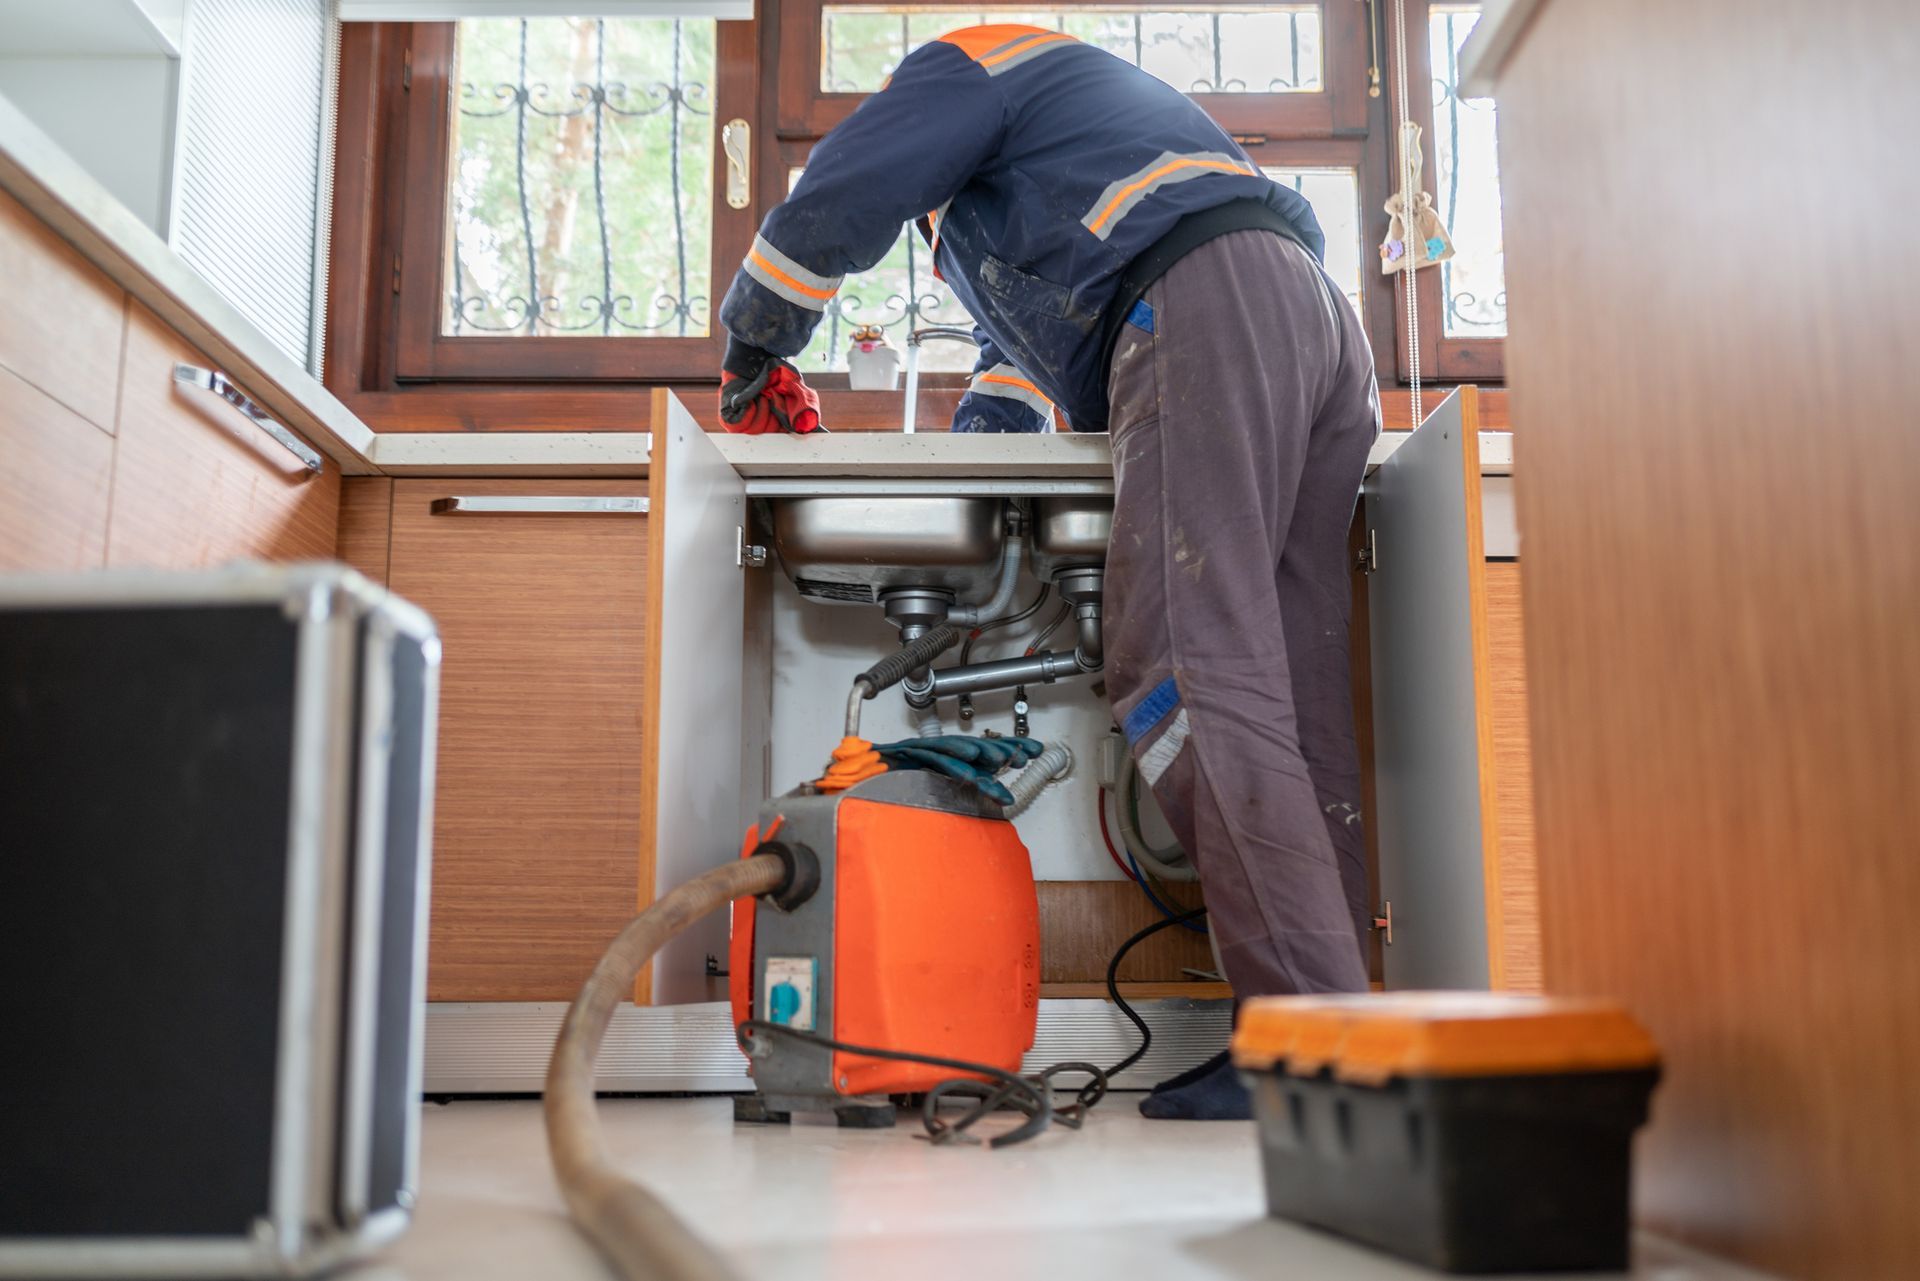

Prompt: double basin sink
[{"left": 771, "top": 496, "right": 1111, "bottom": 606}]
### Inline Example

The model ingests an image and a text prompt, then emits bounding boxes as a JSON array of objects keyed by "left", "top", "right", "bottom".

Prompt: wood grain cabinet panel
[
  {"left": 0, "top": 189, "right": 126, "bottom": 435},
  {"left": 386, "top": 479, "right": 650, "bottom": 1003},
  {"left": 0, "top": 364, "right": 112, "bottom": 571},
  {"left": 106, "top": 304, "right": 339, "bottom": 568},
  {"left": 1483, "top": 562, "right": 1539, "bottom": 992}
]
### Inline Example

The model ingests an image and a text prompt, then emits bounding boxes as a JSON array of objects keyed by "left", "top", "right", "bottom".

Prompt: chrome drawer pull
[
  {"left": 172, "top": 364, "right": 325, "bottom": 474},
  {"left": 429, "top": 496, "right": 649, "bottom": 516}
]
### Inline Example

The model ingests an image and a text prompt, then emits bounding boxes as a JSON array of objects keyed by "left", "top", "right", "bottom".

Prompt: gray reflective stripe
[
  {"left": 980, "top": 30, "right": 1076, "bottom": 76},
  {"left": 742, "top": 234, "right": 841, "bottom": 312},
  {"left": 968, "top": 364, "right": 1055, "bottom": 421},
  {"left": 1081, "top": 150, "right": 1260, "bottom": 241},
  {"left": 1138, "top": 709, "right": 1190, "bottom": 788}
]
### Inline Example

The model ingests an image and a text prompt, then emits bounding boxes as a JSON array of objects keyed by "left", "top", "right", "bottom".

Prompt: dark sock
[
  {"left": 1137, "top": 1053, "right": 1252, "bottom": 1120},
  {"left": 1147, "top": 1049, "right": 1231, "bottom": 1095}
]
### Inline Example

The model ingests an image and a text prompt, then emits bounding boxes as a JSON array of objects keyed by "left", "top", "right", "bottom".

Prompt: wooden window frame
[
  {"left": 389, "top": 19, "right": 760, "bottom": 382},
  {"left": 1387, "top": 0, "right": 1504, "bottom": 383},
  {"left": 776, "top": 0, "right": 1373, "bottom": 142}
]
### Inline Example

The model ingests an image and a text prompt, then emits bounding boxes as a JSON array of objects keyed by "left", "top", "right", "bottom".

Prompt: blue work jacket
[{"left": 717, "top": 24, "right": 1325, "bottom": 433}]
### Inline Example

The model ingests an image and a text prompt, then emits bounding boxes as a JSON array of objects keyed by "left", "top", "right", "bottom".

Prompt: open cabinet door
[
  {"left": 641, "top": 390, "right": 750, "bottom": 1004},
  {"left": 1364, "top": 387, "right": 1506, "bottom": 989}
]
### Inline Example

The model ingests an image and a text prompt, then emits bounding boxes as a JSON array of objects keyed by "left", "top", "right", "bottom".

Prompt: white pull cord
[{"left": 1392, "top": 0, "right": 1423, "bottom": 430}]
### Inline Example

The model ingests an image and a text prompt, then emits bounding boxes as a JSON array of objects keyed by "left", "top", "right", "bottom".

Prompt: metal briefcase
[{"left": 0, "top": 563, "right": 441, "bottom": 1278}]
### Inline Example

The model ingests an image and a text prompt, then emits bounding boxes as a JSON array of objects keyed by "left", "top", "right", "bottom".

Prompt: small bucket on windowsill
[{"left": 846, "top": 324, "right": 902, "bottom": 391}]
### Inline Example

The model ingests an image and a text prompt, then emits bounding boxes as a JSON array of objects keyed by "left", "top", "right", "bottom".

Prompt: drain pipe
[
  {"left": 905, "top": 569, "right": 1105, "bottom": 708},
  {"left": 1006, "top": 743, "right": 1073, "bottom": 817},
  {"left": 948, "top": 521, "right": 1024, "bottom": 628}
]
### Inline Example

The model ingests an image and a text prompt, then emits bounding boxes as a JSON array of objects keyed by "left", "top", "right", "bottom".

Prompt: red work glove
[{"left": 718, "top": 339, "right": 824, "bottom": 435}]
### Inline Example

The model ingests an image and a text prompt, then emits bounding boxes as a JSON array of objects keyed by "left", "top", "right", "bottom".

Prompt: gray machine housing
[{"left": 0, "top": 563, "right": 441, "bottom": 1278}]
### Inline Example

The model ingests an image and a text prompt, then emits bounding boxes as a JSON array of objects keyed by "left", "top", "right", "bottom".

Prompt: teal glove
[{"left": 873, "top": 735, "right": 1045, "bottom": 806}]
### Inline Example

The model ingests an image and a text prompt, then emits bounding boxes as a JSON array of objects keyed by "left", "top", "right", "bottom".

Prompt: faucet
[{"left": 901, "top": 325, "right": 979, "bottom": 434}]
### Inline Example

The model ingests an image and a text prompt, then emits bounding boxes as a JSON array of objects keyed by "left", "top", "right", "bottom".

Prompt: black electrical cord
[
  {"left": 732, "top": 903, "right": 1210, "bottom": 1149},
  {"left": 1104, "top": 906, "right": 1211, "bottom": 1080},
  {"left": 736, "top": 1019, "right": 1106, "bottom": 1149}
]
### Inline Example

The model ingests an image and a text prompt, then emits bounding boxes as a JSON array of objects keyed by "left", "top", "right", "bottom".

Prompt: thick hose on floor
[
  {"left": 1006, "top": 743, "right": 1073, "bottom": 818},
  {"left": 546, "top": 853, "right": 788, "bottom": 1281}
]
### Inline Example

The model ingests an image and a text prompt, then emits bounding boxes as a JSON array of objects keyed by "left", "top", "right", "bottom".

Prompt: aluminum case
[{"left": 0, "top": 563, "right": 441, "bottom": 1278}]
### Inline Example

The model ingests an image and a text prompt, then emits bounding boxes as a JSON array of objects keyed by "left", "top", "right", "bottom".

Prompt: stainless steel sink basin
[
  {"left": 1030, "top": 496, "right": 1112, "bottom": 581},
  {"left": 771, "top": 496, "right": 1007, "bottom": 606}
]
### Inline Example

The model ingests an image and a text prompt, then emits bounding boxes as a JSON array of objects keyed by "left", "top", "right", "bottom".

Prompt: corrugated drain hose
[{"left": 545, "top": 853, "right": 788, "bottom": 1281}]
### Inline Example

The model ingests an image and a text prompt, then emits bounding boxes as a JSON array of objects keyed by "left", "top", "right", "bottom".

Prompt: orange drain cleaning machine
[{"left": 728, "top": 768, "right": 1042, "bottom": 1127}]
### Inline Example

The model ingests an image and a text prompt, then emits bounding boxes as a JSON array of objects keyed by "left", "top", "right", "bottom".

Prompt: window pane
[
  {"left": 444, "top": 18, "right": 714, "bottom": 338},
  {"left": 821, "top": 6, "right": 1322, "bottom": 95},
  {"left": 1430, "top": 4, "right": 1506, "bottom": 337},
  {"left": 787, "top": 169, "right": 980, "bottom": 375},
  {"left": 1262, "top": 167, "right": 1363, "bottom": 313}
]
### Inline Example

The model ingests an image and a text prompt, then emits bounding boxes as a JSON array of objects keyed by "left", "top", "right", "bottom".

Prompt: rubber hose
[
  {"left": 546, "top": 853, "right": 788, "bottom": 1281},
  {"left": 859, "top": 624, "right": 961, "bottom": 696},
  {"left": 1113, "top": 750, "right": 1198, "bottom": 883},
  {"left": 1007, "top": 743, "right": 1073, "bottom": 818},
  {"left": 914, "top": 708, "right": 944, "bottom": 738}
]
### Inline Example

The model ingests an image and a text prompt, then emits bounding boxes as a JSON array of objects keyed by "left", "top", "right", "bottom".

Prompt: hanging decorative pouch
[{"left": 1379, "top": 122, "right": 1456, "bottom": 274}]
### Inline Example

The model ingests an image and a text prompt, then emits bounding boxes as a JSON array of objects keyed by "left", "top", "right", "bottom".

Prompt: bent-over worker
[{"left": 715, "top": 24, "right": 1381, "bottom": 1120}]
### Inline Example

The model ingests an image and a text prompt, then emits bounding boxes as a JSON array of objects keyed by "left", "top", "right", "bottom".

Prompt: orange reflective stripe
[
  {"left": 977, "top": 373, "right": 1053, "bottom": 405},
  {"left": 747, "top": 247, "right": 836, "bottom": 302},
  {"left": 979, "top": 31, "right": 1074, "bottom": 67},
  {"left": 938, "top": 23, "right": 1052, "bottom": 61},
  {"left": 1086, "top": 157, "right": 1256, "bottom": 235}
]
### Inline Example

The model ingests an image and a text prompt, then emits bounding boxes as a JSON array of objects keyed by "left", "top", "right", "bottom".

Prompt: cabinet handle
[
  {"left": 172, "top": 364, "right": 324, "bottom": 474},
  {"left": 429, "top": 496, "right": 649, "bottom": 516}
]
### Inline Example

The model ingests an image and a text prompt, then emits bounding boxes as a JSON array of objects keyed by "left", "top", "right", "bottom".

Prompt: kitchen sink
[
  {"left": 771, "top": 496, "right": 1008, "bottom": 606},
  {"left": 1029, "top": 496, "right": 1112, "bottom": 581}
]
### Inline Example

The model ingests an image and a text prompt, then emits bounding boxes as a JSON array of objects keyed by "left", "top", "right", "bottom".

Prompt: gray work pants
[{"left": 1105, "top": 229, "right": 1380, "bottom": 996}]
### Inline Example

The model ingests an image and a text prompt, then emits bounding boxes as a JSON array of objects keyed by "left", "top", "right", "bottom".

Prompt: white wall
[
  {"left": 0, "top": 57, "right": 179, "bottom": 235},
  {"left": 768, "top": 567, "right": 1178, "bottom": 882}
]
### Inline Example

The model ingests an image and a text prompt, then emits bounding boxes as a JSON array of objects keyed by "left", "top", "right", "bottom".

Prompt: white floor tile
[{"left": 340, "top": 1098, "right": 1773, "bottom": 1281}]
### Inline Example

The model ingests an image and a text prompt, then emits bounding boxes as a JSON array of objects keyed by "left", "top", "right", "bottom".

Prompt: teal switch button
[{"left": 769, "top": 981, "right": 801, "bottom": 1026}]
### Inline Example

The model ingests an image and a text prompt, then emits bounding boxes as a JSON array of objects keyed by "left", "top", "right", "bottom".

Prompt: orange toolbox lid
[{"left": 1231, "top": 992, "right": 1660, "bottom": 1088}]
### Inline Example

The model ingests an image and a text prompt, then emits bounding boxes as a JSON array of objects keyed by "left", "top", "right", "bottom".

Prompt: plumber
[{"left": 714, "top": 24, "right": 1381, "bottom": 1120}]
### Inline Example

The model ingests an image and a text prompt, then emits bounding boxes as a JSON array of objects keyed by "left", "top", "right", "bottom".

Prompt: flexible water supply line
[
  {"left": 546, "top": 853, "right": 789, "bottom": 1281},
  {"left": 1006, "top": 743, "right": 1073, "bottom": 817}
]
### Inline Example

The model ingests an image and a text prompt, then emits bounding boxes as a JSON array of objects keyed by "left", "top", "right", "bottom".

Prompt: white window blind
[
  {"left": 171, "top": 0, "right": 338, "bottom": 375},
  {"left": 338, "top": 2, "right": 751, "bottom": 19}
]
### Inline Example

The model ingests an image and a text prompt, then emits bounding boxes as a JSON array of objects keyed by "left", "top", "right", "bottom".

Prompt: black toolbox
[
  {"left": 0, "top": 563, "right": 441, "bottom": 1278},
  {"left": 1232, "top": 993, "right": 1662, "bottom": 1274}
]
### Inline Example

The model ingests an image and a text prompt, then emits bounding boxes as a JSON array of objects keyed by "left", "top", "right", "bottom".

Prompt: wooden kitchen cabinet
[
  {"left": 1363, "top": 386, "right": 1538, "bottom": 991},
  {"left": 0, "top": 188, "right": 125, "bottom": 436},
  {"left": 106, "top": 303, "right": 340, "bottom": 569},
  {"left": 381, "top": 478, "right": 652, "bottom": 1003},
  {"left": 0, "top": 364, "right": 113, "bottom": 572}
]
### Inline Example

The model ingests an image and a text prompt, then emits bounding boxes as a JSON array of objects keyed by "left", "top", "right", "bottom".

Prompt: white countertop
[{"left": 1, "top": 97, "right": 1513, "bottom": 483}]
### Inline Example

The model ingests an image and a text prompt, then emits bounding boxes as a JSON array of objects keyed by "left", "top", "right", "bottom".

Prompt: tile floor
[{"left": 338, "top": 1098, "right": 1774, "bottom": 1281}]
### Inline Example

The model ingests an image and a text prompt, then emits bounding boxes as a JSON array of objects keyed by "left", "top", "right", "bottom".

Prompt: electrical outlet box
[{"left": 1097, "top": 731, "right": 1128, "bottom": 790}]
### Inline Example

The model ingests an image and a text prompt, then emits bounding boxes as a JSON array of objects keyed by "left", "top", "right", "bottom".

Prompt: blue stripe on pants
[{"left": 1122, "top": 676, "right": 1181, "bottom": 744}]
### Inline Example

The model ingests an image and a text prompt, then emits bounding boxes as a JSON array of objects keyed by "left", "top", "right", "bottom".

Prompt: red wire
[{"left": 1096, "top": 788, "right": 1141, "bottom": 883}]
